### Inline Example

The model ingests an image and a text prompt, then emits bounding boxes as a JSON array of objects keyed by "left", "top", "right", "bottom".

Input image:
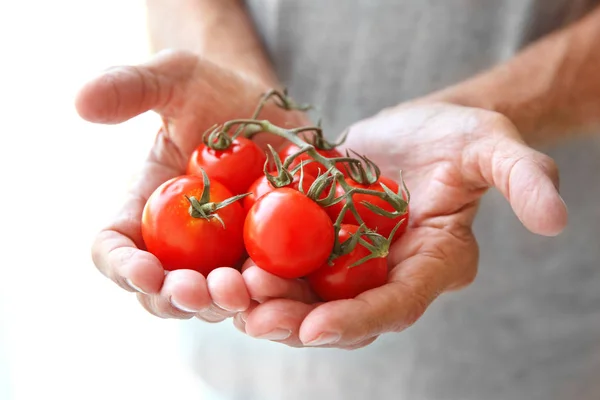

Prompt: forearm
[
  {"left": 145, "top": 0, "right": 278, "bottom": 87},
  {"left": 428, "top": 6, "right": 600, "bottom": 145}
]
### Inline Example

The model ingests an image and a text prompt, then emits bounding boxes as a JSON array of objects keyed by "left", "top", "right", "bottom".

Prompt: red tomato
[
  {"left": 141, "top": 175, "right": 246, "bottom": 275},
  {"left": 244, "top": 188, "right": 335, "bottom": 279},
  {"left": 325, "top": 176, "right": 409, "bottom": 242},
  {"left": 307, "top": 224, "right": 388, "bottom": 301},
  {"left": 278, "top": 143, "right": 344, "bottom": 178},
  {"left": 187, "top": 137, "right": 266, "bottom": 195},
  {"left": 243, "top": 171, "right": 317, "bottom": 212}
]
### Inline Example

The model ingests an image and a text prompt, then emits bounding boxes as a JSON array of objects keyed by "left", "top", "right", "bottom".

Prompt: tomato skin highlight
[
  {"left": 244, "top": 188, "right": 335, "bottom": 279},
  {"left": 243, "top": 171, "right": 317, "bottom": 212},
  {"left": 141, "top": 175, "right": 246, "bottom": 276},
  {"left": 325, "top": 176, "right": 409, "bottom": 242},
  {"left": 187, "top": 137, "right": 266, "bottom": 195},
  {"left": 278, "top": 143, "right": 344, "bottom": 178},
  {"left": 307, "top": 224, "right": 388, "bottom": 301}
]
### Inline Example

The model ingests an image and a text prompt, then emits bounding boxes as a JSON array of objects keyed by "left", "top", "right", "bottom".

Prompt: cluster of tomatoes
[{"left": 141, "top": 119, "right": 409, "bottom": 301}]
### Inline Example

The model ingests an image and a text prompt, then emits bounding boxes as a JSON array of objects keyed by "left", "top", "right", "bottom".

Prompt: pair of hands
[{"left": 75, "top": 50, "right": 568, "bottom": 349}]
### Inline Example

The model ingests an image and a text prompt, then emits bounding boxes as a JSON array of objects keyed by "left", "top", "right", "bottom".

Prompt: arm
[
  {"left": 145, "top": 0, "right": 278, "bottom": 87},
  {"left": 428, "top": 6, "right": 600, "bottom": 145}
]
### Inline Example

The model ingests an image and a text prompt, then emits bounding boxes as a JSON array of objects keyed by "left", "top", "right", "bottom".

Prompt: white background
[{"left": 0, "top": 1, "right": 208, "bottom": 398}]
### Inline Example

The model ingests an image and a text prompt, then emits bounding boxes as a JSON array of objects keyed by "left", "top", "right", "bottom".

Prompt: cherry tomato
[
  {"left": 187, "top": 137, "right": 266, "bottom": 195},
  {"left": 325, "top": 176, "right": 409, "bottom": 242},
  {"left": 244, "top": 188, "right": 335, "bottom": 279},
  {"left": 278, "top": 143, "right": 344, "bottom": 178},
  {"left": 141, "top": 175, "right": 246, "bottom": 275},
  {"left": 243, "top": 170, "right": 317, "bottom": 212},
  {"left": 307, "top": 224, "right": 388, "bottom": 301}
]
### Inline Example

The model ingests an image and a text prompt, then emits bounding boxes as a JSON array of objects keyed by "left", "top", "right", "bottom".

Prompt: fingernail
[
  {"left": 303, "top": 332, "right": 340, "bottom": 347},
  {"left": 125, "top": 278, "right": 147, "bottom": 294},
  {"left": 213, "top": 300, "right": 245, "bottom": 313},
  {"left": 170, "top": 297, "right": 199, "bottom": 313},
  {"left": 559, "top": 194, "right": 568, "bottom": 209},
  {"left": 240, "top": 312, "right": 247, "bottom": 323},
  {"left": 255, "top": 329, "right": 291, "bottom": 341}
]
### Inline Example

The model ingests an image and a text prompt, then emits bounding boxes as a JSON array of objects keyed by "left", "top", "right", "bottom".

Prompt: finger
[
  {"left": 242, "top": 263, "right": 319, "bottom": 304},
  {"left": 206, "top": 267, "right": 251, "bottom": 313},
  {"left": 91, "top": 195, "right": 165, "bottom": 294},
  {"left": 136, "top": 269, "right": 212, "bottom": 319},
  {"left": 242, "top": 299, "right": 378, "bottom": 349},
  {"left": 232, "top": 300, "right": 259, "bottom": 334},
  {"left": 469, "top": 118, "right": 568, "bottom": 236},
  {"left": 194, "top": 267, "right": 250, "bottom": 323},
  {"left": 297, "top": 228, "right": 476, "bottom": 347},
  {"left": 75, "top": 49, "right": 198, "bottom": 124},
  {"left": 233, "top": 312, "right": 246, "bottom": 333},
  {"left": 243, "top": 299, "right": 318, "bottom": 347},
  {"left": 240, "top": 300, "right": 380, "bottom": 349},
  {"left": 74, "top": 49, "right": 310, "bottom": 130}
]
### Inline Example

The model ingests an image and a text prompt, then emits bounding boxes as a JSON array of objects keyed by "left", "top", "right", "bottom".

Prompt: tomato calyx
[
  {"left": 201, "top": 124, "right": 234, "bottom": 151},
  {"left": 185, "top": 168, "right": 250, "bottom": 227},
  {"left": 264, "top": 144, "right": 295, "bottom": 187},
  {"left": 358, "top": 173, "right": 410, "bottom": 218},
  {"left": 304, "top": 167, "right": 336, "bottom": 199},
  {"left": 330, "top": 219, "right": 406, "bottom": 267},
  {"left": 343, "top": 150, "right": 380, "bottom": 185}
]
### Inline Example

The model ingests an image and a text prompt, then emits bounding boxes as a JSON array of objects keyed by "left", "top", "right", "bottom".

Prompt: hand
[
  {"left": 75, "top": 50, "right": 306, "bottom": 322},
  {"left": 237, "top": 102, "right": 568, "bottom": 348}
]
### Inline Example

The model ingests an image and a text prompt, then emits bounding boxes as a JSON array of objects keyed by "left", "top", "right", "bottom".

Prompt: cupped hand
[
  {"left": 238, "top": 102, "right": 568, "bottom": 348},
  {"left": 75, "top": 50, "right": 307, "bottom": 322}
]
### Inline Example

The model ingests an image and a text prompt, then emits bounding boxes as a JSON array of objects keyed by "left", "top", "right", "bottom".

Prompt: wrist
[{"left": 146, "top": 0, "right": 279, "bottom": 89}]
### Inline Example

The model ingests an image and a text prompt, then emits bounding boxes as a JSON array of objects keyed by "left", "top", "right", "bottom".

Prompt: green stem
[{"left": 185, "top": 168, "right": 250, "bottom": 227}]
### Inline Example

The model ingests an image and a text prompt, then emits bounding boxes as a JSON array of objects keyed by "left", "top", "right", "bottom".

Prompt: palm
[
  {"left": 341, "top": 103, "right": 491, "bottom": 293},
  {"left": 239, "top": 102, "right": 568, "bottom": 349}
]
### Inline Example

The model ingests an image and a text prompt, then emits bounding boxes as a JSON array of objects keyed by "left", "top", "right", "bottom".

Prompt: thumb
[
  {"left": 75, "top": 49, "right": 198, "bottom": 124},
  {"left": 473, "top": 123, "right": 568, "bottom": 236}
]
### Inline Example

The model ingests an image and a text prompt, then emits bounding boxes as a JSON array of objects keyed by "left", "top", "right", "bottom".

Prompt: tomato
[
  {"left": 307, "top": 224, "right": 388, "bottom": 301},
  {"left": 187, "top": 136, "right": 266, "bottom": 195},
  {"left": 278, "top": 143, "right": 344, "bottom": 178},
  {"left": 244, "top": 188, "right": 335, "bottom": 279},
  {"left": 141, "top": 175, "right": 246, "bottom": 275},
  {"left": 243, "top": 170, "right": 317, "bottom": 212},
  {"left": 325, "top": 176, "right": 409, "bottom": 242}
]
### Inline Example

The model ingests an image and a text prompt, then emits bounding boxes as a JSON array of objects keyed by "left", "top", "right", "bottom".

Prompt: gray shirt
[{"left": 178, "top": 1, "right": 600, "bottom": 399}]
